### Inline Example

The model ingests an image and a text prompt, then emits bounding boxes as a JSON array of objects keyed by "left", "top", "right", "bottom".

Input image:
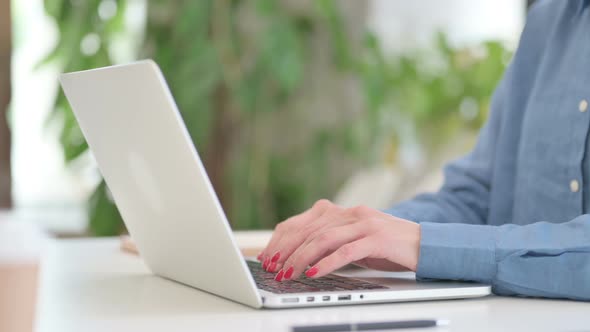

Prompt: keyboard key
[{"left": 246, "top": 260, "right": 387, "bottom": 293}]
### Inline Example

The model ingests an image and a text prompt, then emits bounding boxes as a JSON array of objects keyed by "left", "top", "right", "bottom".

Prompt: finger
[
  {"left": 270, "top": 204, "right": 350, "bottom": 273},
  {"left": 265, "top": 202, "right": 364, "bottom": 265},
  {"left": 292, "top": 210, "right": 358, "bottom": 257},
  {"left": 275, "top": 207, "right": 381, "bottom": 274},
  {"left": 280, "top": 222, "right": 369, "bottom": 280},
  {"left": 260, "top": 205, "right": 319, "bottom": 262},
  {"left": 259, "top": 199, "right": 333, "bottom": 270},
  {"left": 268, "top": 205, "right": 342, "bottom": 272},
  {"left": 272, "top": 206, "right": 373, "bottom": 275},
  {"left": 259, "top": 216, "right": 300, "bottom": 270},
  {"left": 306, "top": 236, "right": 376, "bottom": 279}
]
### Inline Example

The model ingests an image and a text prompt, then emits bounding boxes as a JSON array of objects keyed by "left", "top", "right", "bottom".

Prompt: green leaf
[
  {"left": 260, "top": 20, "right": 304, "bottom": 93},
  {"left": 88, "top": 181, "right": 124, "bottom": 236}
]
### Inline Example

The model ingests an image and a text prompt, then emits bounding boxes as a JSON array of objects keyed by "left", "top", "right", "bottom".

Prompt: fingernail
[
  {"left": 305, "top": 266, "right": 319, "bottom": 278},
  {"left": 262, "top": 257, "right": 270, "bottom": 270},
  {"left": 284, "top": 266, "right": 294, "bottom": 279},
  {"left": 268, "top": 261, "right": 277, "bottom": 272},
  {"left": 271, "top": 251, "right": 281, "bottom": 263},
  {"left": 275, "top": 269, "right": 285, "bottom": 282},
  {"left": 256, "top": 252, "right": 263, "bottom": 261}
]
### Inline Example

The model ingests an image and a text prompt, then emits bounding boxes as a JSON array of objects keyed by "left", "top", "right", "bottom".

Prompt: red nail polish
[
  {"left": 257, "top": 253, "right": 263, "bottom": 261},
  {"left": 271, "top": 251, "right": 281, "bottom": 263},
  {"left": 268, "top": 261, "right": 277, "bottom": 272},
  {"left": 284, "top": 266, "right": 294, "bottom": 279},
  {"left": 275, "top": 269, "right": 285, "bottom": 282},
  {"left": 262, "top": 257, "right": 270, "bottom": 270},
  {"left": 305, "top": 266, "right": 319, "bottom": 278}
]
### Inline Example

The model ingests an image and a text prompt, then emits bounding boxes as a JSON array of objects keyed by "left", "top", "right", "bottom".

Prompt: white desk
[{"left": 36, "top": 232, "right": 590, "bottom": 332}]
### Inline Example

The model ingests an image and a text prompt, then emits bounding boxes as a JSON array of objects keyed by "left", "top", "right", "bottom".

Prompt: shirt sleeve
[{"left": 418, "top": 217, "right": 590, "bottom": 301}]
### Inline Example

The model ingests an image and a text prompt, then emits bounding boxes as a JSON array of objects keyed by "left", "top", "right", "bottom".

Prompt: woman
[{"left": 257, "top": 0, "right": 590, "bottom": 301}]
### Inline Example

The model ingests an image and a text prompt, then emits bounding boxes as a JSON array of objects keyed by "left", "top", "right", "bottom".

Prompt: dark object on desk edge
[{"left": 292, "top": 319, "right": 448, "bottom": 332}]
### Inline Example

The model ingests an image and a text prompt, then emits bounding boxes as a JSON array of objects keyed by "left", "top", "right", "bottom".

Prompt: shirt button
[
  {"left": 579, "top": 99, "right": 588, "bottom": 112},
  {"left": 570, "top": 180, "right": 580, "bottom": 193}
]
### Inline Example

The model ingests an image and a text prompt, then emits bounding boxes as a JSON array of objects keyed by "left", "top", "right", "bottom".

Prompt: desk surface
[{"left": 36, "top": 232, "right": 589, "bottom": 332}]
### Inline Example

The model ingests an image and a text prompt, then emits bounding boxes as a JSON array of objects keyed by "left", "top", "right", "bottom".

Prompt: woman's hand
[{"left": 257, "top": 199, "right": 421, "bottom": 281}]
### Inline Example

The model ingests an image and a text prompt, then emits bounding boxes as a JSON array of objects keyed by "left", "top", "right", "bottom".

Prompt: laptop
[{"left": 59, "top": 60, "right": 491, "bottom": 308}]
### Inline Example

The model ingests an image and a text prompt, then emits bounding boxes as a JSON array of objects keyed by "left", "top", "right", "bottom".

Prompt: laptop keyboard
[{"left": 246, "top": 260, "right": 387, "bottom": 294}]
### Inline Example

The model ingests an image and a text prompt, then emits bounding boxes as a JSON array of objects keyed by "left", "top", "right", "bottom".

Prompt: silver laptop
[{"left": 60, "top": 60, "right": 490, "bottom": 309}]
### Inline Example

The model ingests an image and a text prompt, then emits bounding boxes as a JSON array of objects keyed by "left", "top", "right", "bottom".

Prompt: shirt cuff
[{"left": 416, "top": 222, "right": 498, "bottom": 283}]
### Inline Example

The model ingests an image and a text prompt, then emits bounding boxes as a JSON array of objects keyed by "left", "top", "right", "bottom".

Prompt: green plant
[
  {"left": 42, "top": 0, "right": 128, "bottom": 234},
  {"left": 141, "top": 0, "right": 325, "bottom": 230},
  {"left": 43, "top": 0, "right": 510, "bottom": 236},
  {"left": 356, "top": 33, "right": 509, "bottom": 162}
]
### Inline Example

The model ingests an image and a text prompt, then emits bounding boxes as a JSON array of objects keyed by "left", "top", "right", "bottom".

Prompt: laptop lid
[{"left": 60, "top": 60, "right": 262, "bottom": 308}]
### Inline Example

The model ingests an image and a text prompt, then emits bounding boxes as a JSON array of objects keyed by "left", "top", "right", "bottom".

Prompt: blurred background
[{"left": 1, "top": 0, "right": 527, "bottom": 237}]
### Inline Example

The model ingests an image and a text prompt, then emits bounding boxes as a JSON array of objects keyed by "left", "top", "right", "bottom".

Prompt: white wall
[{"left": 369, "top": 0, "right": 526, "bottom": 52}]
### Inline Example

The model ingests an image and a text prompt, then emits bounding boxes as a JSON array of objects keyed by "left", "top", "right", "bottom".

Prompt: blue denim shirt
[{"left": 385, "top": 0, "right": 590, "bottom": 301}]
